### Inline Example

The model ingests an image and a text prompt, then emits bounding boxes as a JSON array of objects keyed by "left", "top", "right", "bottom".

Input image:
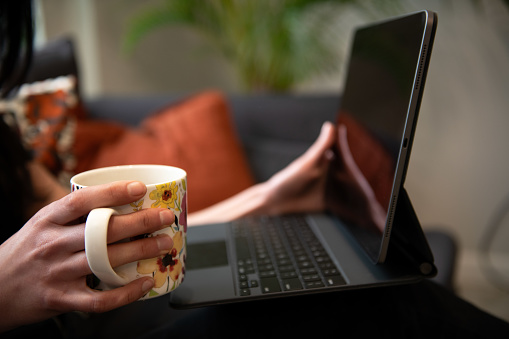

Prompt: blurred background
[{"left": 36, "top": 0, "right": 509, "bottom": 322}]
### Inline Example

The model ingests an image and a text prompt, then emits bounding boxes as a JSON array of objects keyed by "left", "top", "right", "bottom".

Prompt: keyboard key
[
  {"left": 325, "top": 275, "right": 346, "bottom": 286},
  {"left": 275, "top": 252, "right": 289, "bottom": 260},
  {"left": 257, "top": 253, "right": 269, "bottom": 260},
  {"left": 279, "top": 265, "right": 295, "bottom": 272},
  {"left": 281, "top": 271, "right": 298, "bottom": 279},
  {"left": 239, "top": 266, "right": 255, "bottom": 275},
  {"left": 315, "top": 256, "right": 329, "bottom": 264},
  {"left": 282, "top": 278, "right": 303, "bottom": 291},
  {"left": 258, "top": 264, "right": 274, "bottom": 272},
  {"left": 303, "top": 274, "right": 321, "bottom": 282},
  {"left": 298, "top": 261, "right": 313, "bottom": 269},
  {"left": 259, "top": 270, "right": 276, "bottom": 278},
  {"left": 238, "top": 258, "right": 253, "bottom": 267},
  {"left": 240, "top": 288, "right": 251, "bottom": 296},
  {"left": 235, "top": 237, "right": 250, "bottom": 260},
  {"left": 304, "top": 280, "right": 325, "bottom": 289},
  {"left": 260, "top": 277, "right": 281, "bottom": 293},
  {"left": 276, "top": 258, "right": 292, "bottom": 266},
  {"left": 258, "top": 258, "right": 272, "bottom": 265},
  {"left": 300, "top": 268, "right": 317, "bottom": 275},
  {"left": 323, "top": 268, "right": 339, "bottom": 276},
  {"left": 318, "top": 262, "right": 335, "bottom": 270}
]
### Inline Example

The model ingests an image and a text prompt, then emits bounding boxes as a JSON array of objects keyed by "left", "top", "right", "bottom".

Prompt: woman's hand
[
  {"left": 0, "top": 181, "right": 174, "bottom": 332},
  {"left": 262, "top": 121, "right": 337, "bottom": 216}
]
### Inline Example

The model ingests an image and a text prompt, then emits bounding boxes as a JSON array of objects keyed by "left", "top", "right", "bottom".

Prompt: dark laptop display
[
  {"left": 327, "top": 12, "right": 436, "bottom": 263},
  {"left": 170, "top": 10, "right": 437, "bottom": 308}
]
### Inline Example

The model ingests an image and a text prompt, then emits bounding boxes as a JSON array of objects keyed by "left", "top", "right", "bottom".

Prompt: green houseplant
[{"left": 124, "top": 0, "right": 401, "bottom": 92}]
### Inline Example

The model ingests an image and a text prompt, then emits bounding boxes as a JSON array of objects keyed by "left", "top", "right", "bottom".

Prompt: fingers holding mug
[
  {"left": 70, "top": 165, "right": 188, "bottom": 300},
  {"left": 106, "top": 233, "right": 174, "bottom": 269},
  {"left": 107, "top": 208, "right": 175, "bottom": 244}
]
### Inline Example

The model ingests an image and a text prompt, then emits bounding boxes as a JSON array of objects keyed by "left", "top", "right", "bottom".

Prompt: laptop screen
[{"left": 326, "top": 12, "right": 434, "bottom": 263}]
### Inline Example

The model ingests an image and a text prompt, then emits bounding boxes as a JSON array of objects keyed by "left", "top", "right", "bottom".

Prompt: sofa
[{"left": 22, "top": 37, "right": 456, "bottom": 290}]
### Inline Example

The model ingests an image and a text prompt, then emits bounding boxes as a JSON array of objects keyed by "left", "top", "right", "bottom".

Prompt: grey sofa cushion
[{"left": 229, "top": 95, "right": 338, "bottom": 181}]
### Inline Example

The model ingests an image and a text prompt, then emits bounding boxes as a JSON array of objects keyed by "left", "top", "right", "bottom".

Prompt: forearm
[{"left": 188, "top": 182, "right": 272, "bottom": 226}]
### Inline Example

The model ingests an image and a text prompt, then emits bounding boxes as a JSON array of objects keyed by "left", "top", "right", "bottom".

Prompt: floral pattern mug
[{"left": 70, "top": 165, "right": 187, "bottom": 300}]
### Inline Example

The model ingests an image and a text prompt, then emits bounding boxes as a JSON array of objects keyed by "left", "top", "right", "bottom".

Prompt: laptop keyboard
[{"left": 231, "top": 215, "right": 346, "bottom": 296}]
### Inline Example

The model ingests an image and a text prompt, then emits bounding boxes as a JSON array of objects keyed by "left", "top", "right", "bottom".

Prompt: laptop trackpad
[
  {"left": 172, "top": 238, "right": 236, "bottom": 307},
  {"left": 171, "top": 223, "right": 237, "bottom": 307},
  {"left": 187, "top": 241, "right": 229, "bottom": 270}
]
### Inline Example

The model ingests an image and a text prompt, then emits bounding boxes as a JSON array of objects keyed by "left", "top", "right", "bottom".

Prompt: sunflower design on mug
[{"left": 150, "top": 182, "right": 180, "bottom": 210}]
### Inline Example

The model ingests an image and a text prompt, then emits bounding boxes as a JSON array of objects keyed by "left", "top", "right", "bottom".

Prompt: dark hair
[{"left": 0, "top": 0, "right": 35, "bottom": 242}]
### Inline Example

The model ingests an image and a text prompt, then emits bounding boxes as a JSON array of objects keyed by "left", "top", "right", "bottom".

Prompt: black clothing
[{"left": 6, "top": 280, "right": 506, "bottom": 339}]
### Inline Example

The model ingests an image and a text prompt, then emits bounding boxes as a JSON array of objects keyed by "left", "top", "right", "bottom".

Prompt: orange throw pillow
[
  {"left": 74, "top": 91, "right": 255, "bottom": 212},
  {"left": 0, "top": 76, "right": 82, "bottom": 184}
]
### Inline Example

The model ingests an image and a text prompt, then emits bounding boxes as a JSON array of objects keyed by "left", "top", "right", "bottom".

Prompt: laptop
[{"left": 170, "top": 10, "right": 438, "bottom": 308}]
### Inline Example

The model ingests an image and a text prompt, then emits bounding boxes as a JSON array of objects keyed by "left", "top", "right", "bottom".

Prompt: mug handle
[{"left": 85, "top": 208, "right": 130, "bottom": 287}]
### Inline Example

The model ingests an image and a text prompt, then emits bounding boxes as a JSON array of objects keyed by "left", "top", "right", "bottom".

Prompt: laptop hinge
[{"left": 386, "top": 187, "right": 437, "bottom": 277}]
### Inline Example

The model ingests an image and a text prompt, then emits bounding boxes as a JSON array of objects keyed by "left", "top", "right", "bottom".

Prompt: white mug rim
[{"left": 71, "top": 164, "right": 187, "bottom": 188}]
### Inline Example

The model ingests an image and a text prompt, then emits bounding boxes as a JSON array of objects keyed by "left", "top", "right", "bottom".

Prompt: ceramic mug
[{"left": 70, "top": 164, "right": 187, "bottom": 299}]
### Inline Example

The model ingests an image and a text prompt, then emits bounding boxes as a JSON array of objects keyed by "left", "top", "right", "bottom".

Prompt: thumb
[{"left": 302, "top": 121, "right": 336, "bottom": 162}]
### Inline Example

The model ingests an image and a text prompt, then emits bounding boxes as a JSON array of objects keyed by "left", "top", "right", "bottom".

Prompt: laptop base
[{"left": 170, "top": 189, "right": 436, "bottom": 309}]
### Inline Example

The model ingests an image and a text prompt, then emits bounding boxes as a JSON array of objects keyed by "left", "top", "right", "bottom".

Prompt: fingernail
[
  {"left": 142, "top": 278, "right": 155, "bottom": 293},
  {"left": 127, "top": 182, "right": 145, "bottom": 196},
  {"left": 159, "top": 209, "right": 174, "bottom": 226},
  {"left": 322, "top": 121, "right": 333, "bottom": 131},
  {"left": 156, "top": 234, "right": 173, "bottom": 253}
]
